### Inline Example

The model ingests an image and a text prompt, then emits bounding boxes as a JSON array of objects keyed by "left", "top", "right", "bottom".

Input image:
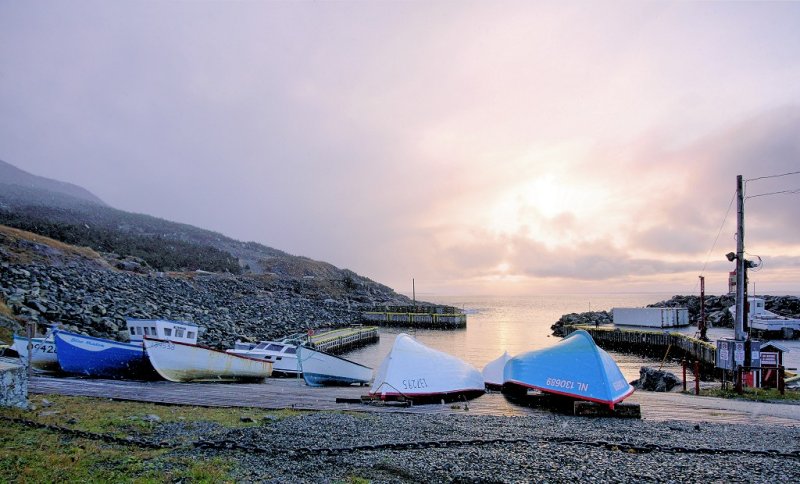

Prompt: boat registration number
[
  {"left": 546, "top": 378, "right": 589, "bottom": 392},
  {"left": 402, "top": 378, "right": 428, "bottom": 390}
]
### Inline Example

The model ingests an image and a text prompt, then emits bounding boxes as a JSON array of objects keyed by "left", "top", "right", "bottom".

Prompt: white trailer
[{"left": 612, "top": 307, "right": 689, "bottom": 328}]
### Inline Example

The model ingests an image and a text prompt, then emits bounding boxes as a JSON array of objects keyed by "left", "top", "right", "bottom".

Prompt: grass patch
[
  {"left": 698, "top": 387, "right": 800, "bottom": 402},
  {"left": 0, "top": 394, "right": 305, "bottom": 482},
  {"left": 0, "top": 224, "right": 104, "bottom": 263},
  {"left": 0, "top": 423, "right": 235, "bottom": 482},
  {"left": 0, "top": 395, "right": 301, "bottom": 436}
]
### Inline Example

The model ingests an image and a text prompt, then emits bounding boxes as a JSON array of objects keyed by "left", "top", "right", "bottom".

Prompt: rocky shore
[
  {"left": 147, "top": 411, "right": 799, "bottom": 482},
  {"left": 551, "top": 294, "right": 800, "bottom": 337},
  {"left": 0, "top": 232, "right": 414, "bottom": 347}
]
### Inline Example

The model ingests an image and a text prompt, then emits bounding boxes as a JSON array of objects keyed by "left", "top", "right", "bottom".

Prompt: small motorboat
[
  {"left": 53, "top": 329, "right": 157, "bottom": 379},
  {"left": 369, "top": 333, "right": 485, "bottom": 403},
  {"left": 481, "top": 350, "right": 511, "bottom": 390},
  {"left": 53, "top": 319, "right": 201, "bottom": 379},
  {"left": 503, "top": 329, "right": 634, "bottom": 408},
  {"left": 227, "top": 339, "right": 300, "bottom": 376},
  {"left": 12, "top": 330, "right": 60, "bottom": 371},
  {"left": 296, "top": 345, "right": 372, "bottom": 386},
  {"left": 144, "top": 337, "right": 273, "bottom": 382}
]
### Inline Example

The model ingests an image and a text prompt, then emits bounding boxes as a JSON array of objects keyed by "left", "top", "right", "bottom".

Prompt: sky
[{"left": 1, "top": 1, "right": 799, "bottom": 296}]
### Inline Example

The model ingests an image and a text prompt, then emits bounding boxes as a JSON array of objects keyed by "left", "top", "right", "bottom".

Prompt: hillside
[
  {"left": 0, "top": 160, "right": 399, "bottom": 289},
  {"left": 0, "top": 160, "right": 417, "bottom": 345},
  {"left": 0, "top": 225, "right": 413, "bottom": 347}
]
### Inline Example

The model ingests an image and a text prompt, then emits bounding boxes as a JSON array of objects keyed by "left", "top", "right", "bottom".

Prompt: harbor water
[{"left": 346, "top": 293, "right": 800, "bottom": 380}]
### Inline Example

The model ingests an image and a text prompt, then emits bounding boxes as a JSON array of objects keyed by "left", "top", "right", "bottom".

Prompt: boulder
[{"left": 633, "top": 366, "right": 681, "bottom": 392}]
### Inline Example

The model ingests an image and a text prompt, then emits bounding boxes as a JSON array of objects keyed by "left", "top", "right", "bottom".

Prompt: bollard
[
  {"left": 682, "top": 360, "right": 687, "bottom": 392},
  {"left": 693, "top": 361, "right": 700, "bottom": 396}
]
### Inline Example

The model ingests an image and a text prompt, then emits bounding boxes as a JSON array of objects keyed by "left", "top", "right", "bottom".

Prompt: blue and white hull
[
  {"left": 298, "top": 346, "right": 372, "bottom": 387},
  {"left": 54, "top": 329, "right": 156, "bottom": 379}
]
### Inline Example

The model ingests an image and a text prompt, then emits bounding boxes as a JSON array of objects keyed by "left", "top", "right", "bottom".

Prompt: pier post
[{"left": 682, "top": 360, "right": 687, "bottom": 392}]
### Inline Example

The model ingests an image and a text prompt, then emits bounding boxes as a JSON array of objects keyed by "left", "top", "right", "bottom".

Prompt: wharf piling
[
  {"left": 362, "top": 305, "right": 467, "bottom": 329},
  {"left": 309, "top": 327, "right": 379, "bottom": 355},
  {"left": 562, "top": 325, "right": 716, "bottom": 368}
]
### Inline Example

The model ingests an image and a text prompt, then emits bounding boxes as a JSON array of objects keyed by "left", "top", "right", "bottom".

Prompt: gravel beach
[{"left": 144, "top": 411, "right": 800, "bottom": 483}]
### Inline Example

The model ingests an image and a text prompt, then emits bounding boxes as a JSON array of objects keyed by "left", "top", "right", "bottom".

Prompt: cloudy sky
[{"left": 1, "top": 1, "right": 799, "bottom": 296}]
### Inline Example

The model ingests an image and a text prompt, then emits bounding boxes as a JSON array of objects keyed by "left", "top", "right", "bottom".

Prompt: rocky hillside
[
  {"left": 551, "top": 294, "right": 800, "bottom": 337},
  {"left": 0, "top": 160, "right": 393, "bottom": 284},
  {"left": 0, "top": 226, "right": 414, "bottom": 348}
]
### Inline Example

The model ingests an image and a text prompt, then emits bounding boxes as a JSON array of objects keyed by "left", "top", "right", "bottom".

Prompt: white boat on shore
[
  {"left": 369, "top": 333, "right": 485, "bottom": 403},
  {"left": 227, "top": 339, "right": 300, "bottom": 376},
  {"left": 12, "top": 330, "right": 59, "bottom": 371},
  {"left": 144, "top": 337, "right": 273, "bottom": 382},
  {"left": 297, "top": 346, "right": 372, "bottom": 386}
]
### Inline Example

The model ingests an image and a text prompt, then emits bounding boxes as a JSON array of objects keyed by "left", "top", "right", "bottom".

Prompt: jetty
[
  {"left": 562, "top": 325, "right": 716, "bottom": 367},
  {"left": 362, "top": 305, "right": 467, "bottom": 329},
  {"left": 308, "top": 326, "right": 378, "bottom": 354}
]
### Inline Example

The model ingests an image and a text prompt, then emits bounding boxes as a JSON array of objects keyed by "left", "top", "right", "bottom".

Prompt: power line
[
  {"left": 745, "top": 188, "right": 800, "bottom": 200},
  {"left": 745, "top": 171, "right": 800, "bottom": 182},
  {"left": 698, "top": 189, "right": 736, "bottom": 278}
]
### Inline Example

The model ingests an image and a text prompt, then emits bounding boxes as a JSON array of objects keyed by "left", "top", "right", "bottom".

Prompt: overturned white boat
[
  {"left": 369, "top": 333, "right": 485, "bottom": 403},
  {"left": 144, "top": 337, "right": 272, "bottom": 382},
  {"left": 297, "top": 346, "right": 372, "bottom": 386},
  {"left": 481, "top": 350, "right": 512, "bottom": 390}
]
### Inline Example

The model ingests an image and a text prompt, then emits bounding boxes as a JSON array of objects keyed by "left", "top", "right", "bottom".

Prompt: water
[{"left": 346, "top": 293, "right": 683, "bottom": 381}]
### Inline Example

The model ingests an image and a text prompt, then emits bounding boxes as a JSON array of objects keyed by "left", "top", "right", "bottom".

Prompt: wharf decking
[
  {"left": 309, "top": 326, "right": 378, "bottom": 354},
  {"left": 563, "top": 325, "right": 716, "bottom": 366},
  {"left": 29, "top": 376, "right": 800, "bottom": 426},
  {"left": 363, "top": 305, "right": 467, "bottom": 329}
]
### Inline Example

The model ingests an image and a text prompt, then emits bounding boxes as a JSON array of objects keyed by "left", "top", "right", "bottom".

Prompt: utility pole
[
  {"left": 735, "top": 175, "right": 746, "bottom": 342},
  {"left": 698, "top": 275, "right": 707, "bottom": 341}
]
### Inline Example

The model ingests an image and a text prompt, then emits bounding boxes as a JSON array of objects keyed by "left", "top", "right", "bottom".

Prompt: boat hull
[
  {"left": 12, "top": 335, "right": 60, "bottom": 371},
  {"left": 482, "top": 351, "right": 511, "bottom": 390},
  {"left": 53, "top": 330, "right": 156, "bottom": 379},
  {"left": 369, "top": 333, "right": 485, "bottom": 403},
  {"left": 503, "top": 329, "right": 633, "bottom": 407},
  {"left": 298, "top": 346, "right": 372, "bottom": 387},
  {"left": 144, "top": 337, "right": 273, "bottom": 382}
]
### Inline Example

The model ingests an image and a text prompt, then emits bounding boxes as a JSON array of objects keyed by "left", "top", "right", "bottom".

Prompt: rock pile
[{"left": 0, "top": 260, "right": 412, "bottom": 348}]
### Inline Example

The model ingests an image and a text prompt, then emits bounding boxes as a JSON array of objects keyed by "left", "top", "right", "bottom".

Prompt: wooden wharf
[
  {"left": 362, "top": 305, "right": 467, "bottom": 329},
  {"left": 28, "top": 376, "right": 800, "bottom": 426},
  {"left": 563, "top": 325, "right": 716, "bottom": 367},
  {"left": 309, "top": 326, "right": 378, "bottom": 354}
]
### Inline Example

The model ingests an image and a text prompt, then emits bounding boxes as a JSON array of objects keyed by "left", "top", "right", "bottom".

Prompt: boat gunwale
[
  {"left": 503, "top": 378, "right": 635, "bottom": 406},
  {"left": 143, "top": 336, "right": 274, "bottom": 364},
  {"left": 298, "top": 346, "right": 373, "bottom": 370},
  {"left": 54, "top": 329, "right": 144, "bottom": 350}
]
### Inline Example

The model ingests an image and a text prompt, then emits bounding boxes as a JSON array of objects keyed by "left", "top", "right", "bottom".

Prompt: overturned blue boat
[
  {"left": 503, "top": 330, "right": 633, "bottom": 408},
  {"left": 53, "top": 329, "right": 157, "bottom": 379}
]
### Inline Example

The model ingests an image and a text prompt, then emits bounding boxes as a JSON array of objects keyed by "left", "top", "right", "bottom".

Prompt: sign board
[
  {"left": 716, "top": 340, "right": 734, "bottom": 370},
  {"left": 761, "top": 352, "right": 778, "bottom": 367},
  {"left": 734, "top": 342, "right": 745, "bottom": 364}
]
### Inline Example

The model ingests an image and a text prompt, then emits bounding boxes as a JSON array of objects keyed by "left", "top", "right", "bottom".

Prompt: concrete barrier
[{"left": 0, "top": 360, "right": 29, "bottom": 409}]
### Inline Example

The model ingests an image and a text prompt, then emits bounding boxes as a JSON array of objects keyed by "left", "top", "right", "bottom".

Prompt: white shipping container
[{"left": 612, "top": 307, "right": 690, "bottom": 328}]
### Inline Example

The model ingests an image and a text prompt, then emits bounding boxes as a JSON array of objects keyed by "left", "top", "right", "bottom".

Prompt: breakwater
[
  {"left": 562, "top": 325, "right": 716, "bottom": 370},
  {"left": 362, "top": 305, "right": 467, "bottom": 329}
]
